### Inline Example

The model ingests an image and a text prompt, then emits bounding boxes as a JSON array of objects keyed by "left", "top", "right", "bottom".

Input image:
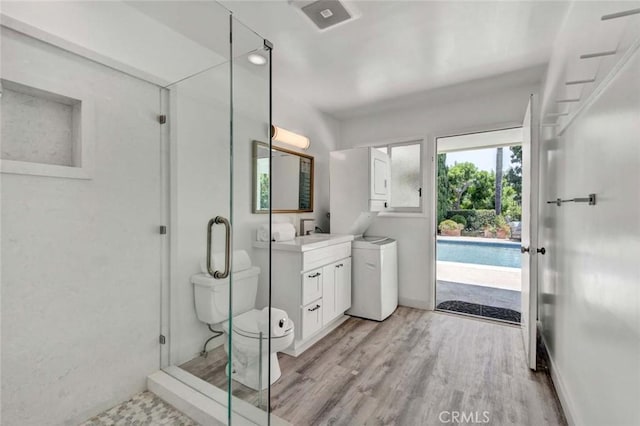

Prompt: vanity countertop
[{"left": 253, "top": 234, "right": 354, "bottom": 252}]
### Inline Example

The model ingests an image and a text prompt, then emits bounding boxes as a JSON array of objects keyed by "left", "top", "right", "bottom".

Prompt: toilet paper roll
[{"left": 258, "top": 307, "right": 291, "bottom": 337}]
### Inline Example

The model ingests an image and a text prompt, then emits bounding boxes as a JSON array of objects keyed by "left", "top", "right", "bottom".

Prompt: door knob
[
  {"left": 537, "top": 247, "right": 546, "bottom": 255},
  {"left": 520, "top": 246, "right": 530, "bottom": 253}
]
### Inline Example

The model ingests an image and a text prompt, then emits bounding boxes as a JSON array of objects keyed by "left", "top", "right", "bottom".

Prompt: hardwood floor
[{"left": 181, "top": 307, "right": 566, "bottom": 425}]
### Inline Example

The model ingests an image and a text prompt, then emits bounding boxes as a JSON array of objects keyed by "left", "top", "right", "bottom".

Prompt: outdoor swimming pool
[{"left": 437, "top": 239, "right": 521, "bottom": 268}]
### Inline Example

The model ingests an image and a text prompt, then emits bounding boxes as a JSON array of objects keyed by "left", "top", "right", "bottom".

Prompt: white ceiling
[{"left": 221, "top": 0, "right": 570, "bottom": 117}]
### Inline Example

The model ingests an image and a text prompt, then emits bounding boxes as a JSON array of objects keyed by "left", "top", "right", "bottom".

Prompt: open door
[{"left": 520, "top": 94, "right": 540, "bottom": 370}]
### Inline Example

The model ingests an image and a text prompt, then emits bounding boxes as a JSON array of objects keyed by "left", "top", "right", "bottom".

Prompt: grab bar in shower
[{"left": 206, "top": 216, "right": 232, "bottom": 279}]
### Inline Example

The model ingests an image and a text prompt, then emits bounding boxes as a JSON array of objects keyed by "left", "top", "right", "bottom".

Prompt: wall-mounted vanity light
[{"left": 271, "top": 125, "right": 310, "bottom": 150}]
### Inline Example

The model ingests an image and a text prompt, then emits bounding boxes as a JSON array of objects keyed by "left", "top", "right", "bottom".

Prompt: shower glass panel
[
  {"left": 230, "top": 17, "right": 272, "bottom": 423},
  {"left": 156, "top": 1, "right": 273, "bottom": 423}
]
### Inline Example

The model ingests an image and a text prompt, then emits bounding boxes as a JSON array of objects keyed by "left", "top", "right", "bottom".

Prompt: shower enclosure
[
  {"left": 157, "top": 3, "right": 275, "bottom": 424},
  {"left": 1, "top": 1, "right": 275, "bottom": 424}
]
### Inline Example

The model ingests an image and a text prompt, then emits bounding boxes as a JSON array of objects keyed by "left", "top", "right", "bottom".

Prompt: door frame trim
[{"left": 429, "top": 122, "right": 523, "bottom": 313}]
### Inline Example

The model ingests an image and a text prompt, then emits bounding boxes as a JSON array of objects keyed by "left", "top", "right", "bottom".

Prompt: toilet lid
[
  {"left": 222, "top": 309, "right": 293, "bottom": 339},
  {"left": 232, "top": 310, "right": 261, "bottom": 335}
]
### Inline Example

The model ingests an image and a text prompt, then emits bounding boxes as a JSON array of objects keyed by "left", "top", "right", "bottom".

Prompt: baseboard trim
[
  {"left": 398, "top": 297, "right": 431, "bottom": 310},
  {"left": 540, "top": 333, "right": 580, "bottom": 426}
]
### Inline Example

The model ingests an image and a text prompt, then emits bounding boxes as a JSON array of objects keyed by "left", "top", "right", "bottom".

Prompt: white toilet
[{"left": 191, "top": 253, "right": 294, "bottom": 391}]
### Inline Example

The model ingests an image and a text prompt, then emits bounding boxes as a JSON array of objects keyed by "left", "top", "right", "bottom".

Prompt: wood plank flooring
[{"left": 180, "top": 307, "right": 566, "bottom": 425}]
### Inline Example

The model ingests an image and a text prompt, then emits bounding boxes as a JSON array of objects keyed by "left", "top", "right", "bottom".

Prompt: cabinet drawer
[
  {"left": 302, "top": 267, "right": 323, "bottom": 306},
  {"left": 303, "top": 242, "right": 351, "bottom": 272},
  {"left": 301, "top": 300, "right": 323, "bottom": 340}
]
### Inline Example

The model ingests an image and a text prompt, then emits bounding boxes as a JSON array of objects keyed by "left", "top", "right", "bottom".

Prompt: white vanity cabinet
[
  {"left": 321, "top": 257, "right": 352, "bottom": 326},
  {"left": 254, "top": 234, "right": 354, "bottom": 356}
]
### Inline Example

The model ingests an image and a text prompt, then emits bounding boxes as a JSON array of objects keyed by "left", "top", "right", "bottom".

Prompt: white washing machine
[{"left": 347, "top": 236, "right": 398, "bottom": 321}]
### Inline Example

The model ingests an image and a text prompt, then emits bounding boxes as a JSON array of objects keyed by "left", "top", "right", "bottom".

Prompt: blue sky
[{"left": 445, "top": 147, "right": 512, "bottom": 172}]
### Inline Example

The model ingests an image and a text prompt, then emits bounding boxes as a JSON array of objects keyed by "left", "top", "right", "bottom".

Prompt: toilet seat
[{"left": 222, "top": 309, "right": 294, "bottom": 340}]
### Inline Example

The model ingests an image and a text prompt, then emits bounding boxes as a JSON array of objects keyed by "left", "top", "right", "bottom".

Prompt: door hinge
[
  {"left": 159, "top": 334, "right": 166, "bottom": 345},
  {"left": 159, "top": 225, "right": 167, "bottom": 235},
  {"left": 159, "top": 115, "right": 167, "bottom": 124}
]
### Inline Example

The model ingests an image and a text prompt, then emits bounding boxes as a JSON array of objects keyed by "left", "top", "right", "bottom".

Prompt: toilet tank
[{"left": 192, "top": 266, "right": 260, "bottom": 325}]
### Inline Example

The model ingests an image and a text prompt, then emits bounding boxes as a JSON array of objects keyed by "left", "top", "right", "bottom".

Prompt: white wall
[
  {"left": 339, "top": 77, "right": 540, "bottom": 309},
  {"left": 537, "top": 3, "right": 640, "bottom": 425},
  {"left": 1, "top": 28, "right": 162, "bottom": 426},
  {"left": 0, "top": 0, "right": 341, "bottom": 422},
  {"left": 273, "top": 89, "right": 340, "bottom": 234},
  {"left": 167, "top": 61, "right": 274, "bottom": 365},
  {"left": 1, "top": 0, "right": 225, "bottom": 85},
  {"left": 167, "top": 61, "right": 340, "bottom": 365}
]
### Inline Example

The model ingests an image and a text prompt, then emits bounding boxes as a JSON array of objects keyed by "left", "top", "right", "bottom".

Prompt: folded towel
[
  {"left": 200, "top": 249, "right": 251, "bottom": 275},
  {"left": 256, "top": 223, "right": 296, "bottom": 242},
  {"left": 273, "top": 227, "right": 296, "bottom": 242},
  {"left": 257, "top": 307, "right": 292, "bottom": 337}
]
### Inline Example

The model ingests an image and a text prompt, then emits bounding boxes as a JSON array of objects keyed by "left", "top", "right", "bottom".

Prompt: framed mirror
[{"left": 253, "top": 140, "right": 314, "bottom": 213}]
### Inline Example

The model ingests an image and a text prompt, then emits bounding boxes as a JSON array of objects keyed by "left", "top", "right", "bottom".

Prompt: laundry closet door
[{"left": 371, "top": 148, "right": 390, "bottom": 201}]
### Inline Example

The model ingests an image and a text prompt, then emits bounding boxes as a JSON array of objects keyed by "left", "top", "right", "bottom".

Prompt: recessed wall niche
[{"left": 1, "top": 79, "right": 81, "bottom": 168}]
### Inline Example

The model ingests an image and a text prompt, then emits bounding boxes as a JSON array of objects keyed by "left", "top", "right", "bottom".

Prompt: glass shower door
[
  {"left": 158, "top": 3, "right": 273, "bottom": 424},
  {"left": 229, "top": 16, "right": 273, "bottom": 424}
]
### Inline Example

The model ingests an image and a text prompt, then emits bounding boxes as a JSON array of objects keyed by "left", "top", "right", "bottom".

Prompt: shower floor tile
[{"left": 80, "top": 391, "right": 198, "bottom": 426}]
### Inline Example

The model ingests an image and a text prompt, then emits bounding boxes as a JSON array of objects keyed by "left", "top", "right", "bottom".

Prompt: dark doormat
[{"left": 437, "top": 300, "right": 521, "bottom": 323}]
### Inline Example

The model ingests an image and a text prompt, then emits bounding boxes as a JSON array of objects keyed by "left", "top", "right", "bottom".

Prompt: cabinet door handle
[
  {"left": 308, "top": 272, "right": 321, "bottom": 278},
  {"left": 307, "top": 304, "right": 321, "bottom": 312},
  {"left": 336, "top": 263, "right": 343, "bottom": 268}
]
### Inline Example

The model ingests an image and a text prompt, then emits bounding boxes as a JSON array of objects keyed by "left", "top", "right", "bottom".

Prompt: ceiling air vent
[{"left": 300, "top": 0, "right": 353, "bottom": 30}]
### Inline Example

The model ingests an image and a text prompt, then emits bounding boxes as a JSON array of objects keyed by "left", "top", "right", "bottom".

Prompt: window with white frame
[{"left": 376, "top": 140, "right": 423, "bottom": 212}]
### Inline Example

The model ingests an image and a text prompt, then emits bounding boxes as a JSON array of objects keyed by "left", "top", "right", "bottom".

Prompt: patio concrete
[
  {"left": 436, "top": 280, "right": 521, "bottom": 312},
  {"left": 437, "top": 260, "right": 521, "bottom": 291}
]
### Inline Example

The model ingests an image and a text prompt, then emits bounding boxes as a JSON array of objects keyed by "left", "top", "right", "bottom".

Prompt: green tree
[
  {"left": 466, "top": 169, "right": 495, "bottom": 209},
  {"left": 437, "top": 154, "right": 450, "bottom": 224},
  {"left": 259, "top": 173, "right": 269, "bottom": 209},
  {"left": 447, "top": 162, "right": 495, "bottom": 210},
  {"left": 447, "top": 162, "right": 477, "bottom": 210},
  {"left": 495, "top": 147, "right": 503, "bottom": 214},
  {"left": 501, "top": 184, "right": 521, "bottom": 220},
  {"left": 505, "top": 146, "right": 522, "bottom": 203}
]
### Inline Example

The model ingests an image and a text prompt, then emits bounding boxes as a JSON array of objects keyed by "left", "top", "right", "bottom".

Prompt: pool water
[{"left": 437, "top": 239, "right": 521, "bottom": 268}]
